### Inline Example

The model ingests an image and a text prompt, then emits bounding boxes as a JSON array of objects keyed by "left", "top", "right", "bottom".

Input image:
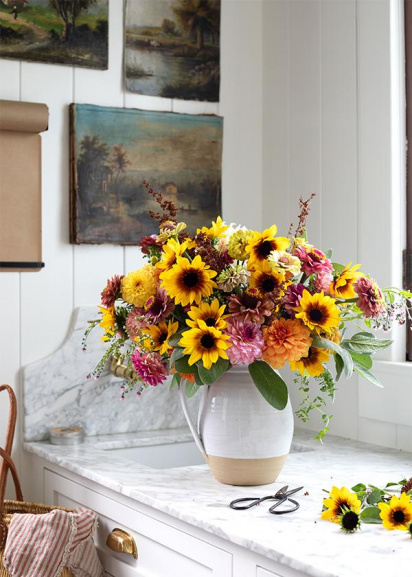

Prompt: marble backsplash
[{"left": 23, "top": 306, "right": 199, "bottom": 442}]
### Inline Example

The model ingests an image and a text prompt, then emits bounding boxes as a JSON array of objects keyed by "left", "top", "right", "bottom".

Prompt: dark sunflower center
[
  {"left": 309, "top": 308, "right": 323, "bottom": 322},
  {"left": 261, "top": 277, "right": 276, "bottom": 292},
  {"left": 341, "top": 511, "right": 359, "bottom": 531},
  {"left": 393, "top": 510, "right": 405, "bottom": 523},
  {"left": 258, "top": 240, "right": 273, "bottom": 257},
  {"left": 200, "top": 334, "right": 215, "bottom": 349},
  {"left": 159, "top": 333, "right": 168, "bottom": 344},
  {"left": 183, "top": 271, "right": 200, "bottom": 288},
  {"left": 205, "top": 317, "right": 216, "bottom": 327}
]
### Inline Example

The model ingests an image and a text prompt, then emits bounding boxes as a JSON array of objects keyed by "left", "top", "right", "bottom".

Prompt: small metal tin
[{"left": 49, "top": 427, "right": 85, "bottom": 446}]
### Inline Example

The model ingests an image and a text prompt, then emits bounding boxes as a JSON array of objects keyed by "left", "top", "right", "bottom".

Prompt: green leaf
[
  {"left": 311, "top": 335, "right": 353, "bottom": 378},
  {"left": 174, "top": 355, "right": 194, "bottom": 374},
  {"left": 197, "top": 358, "right": 229, "bottom": 385},
  {"left": 342, "top": 337, "right": 393, "bottom": 354},
  {"left": 185, "top": 381, "right": 200, "bottom": 398},
  {"left": 168, "top": 329, "right": 186, "bottom": 347},
  {"left": 367, "top": 488, "right": 383, "bottom": 505},
  {"left": 361, "top": 506, "right": 382, "bottom": 524},
  {"left": 351, "top": 483, "right": 367, "bottom": 492},
  {"left": 349, "top": 351, "right": 372, "bottom": 370},
  {"left": 351, "top": 332, "right": 376, "bottom": 340},
  {"left": 353, "top": 362, "right": 384, "bottom": 388},
  {"left": 324, "top": 249, "right": 333, "bottom": 259},
  {"left": 334, "top": 354, "right": 344, "bottom": 381},
  {"left": 332, "top": 262, "right": 346, "bottom": 275},
  {"left": 248, "top": 360, "right": 288, "bottom": 410},
  {"left": 169, "top": 346, "right": 185, "bottom": 365},
  {"left": 169, "top": 373, "right": 181, "bottom": 390}
]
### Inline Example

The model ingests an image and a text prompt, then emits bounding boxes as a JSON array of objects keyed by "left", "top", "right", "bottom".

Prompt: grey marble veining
[
  {"left": 23, "top": 306, "right": 199, "bottom": 441},
  {"left": 24, "top": 429, "right": 412, "bottom": 577}
]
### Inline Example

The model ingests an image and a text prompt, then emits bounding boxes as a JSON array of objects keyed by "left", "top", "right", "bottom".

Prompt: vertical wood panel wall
[
  {"left": 263, "top": 0, "right": 412, "bottom": 450},
  {"left": 0, "top": 0, "right": 264, "bottom": 496}
]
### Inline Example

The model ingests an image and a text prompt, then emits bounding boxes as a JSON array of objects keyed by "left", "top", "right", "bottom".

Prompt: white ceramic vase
[{"left": 180, "top": 367, "right": 294, "bottom": 486}]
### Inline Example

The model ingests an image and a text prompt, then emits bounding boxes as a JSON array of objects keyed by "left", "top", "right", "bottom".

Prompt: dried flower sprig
[{"left": 143, "top": 180, "right": 178, "bottom": 225}]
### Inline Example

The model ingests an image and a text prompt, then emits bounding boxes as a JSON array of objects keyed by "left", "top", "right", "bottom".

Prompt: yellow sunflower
[
  {"left": 186, "top": 299, "right": 227, "bottom": 331},
  {"left": 321, "top": 487, "right": 361, "bottom": 523},
  {"left": 329, "top": 262, "right": 363, "bottom": 299},
  {"left": 156, "top": 238, "right": 189, "bottom": 272},
  {"left": 98, "top": 306, "right": 116, "bottom": 342},
  {"left": 121, "top": 265, "right": 158, "bottom": 308},
  {"left": 160, "top": 255, "right": 217, "bottom": 306},
  {"left": 249, "top": 260, "right": 287, "bottom": 298},
  {"left": 197, "top": 216, "right": 229, "bottom": 239},
  {"left": 289, "top": 347, "right": 330, "bottom": 377},
  {"left": 247, "top": 225, "right": 290, "bottom": 266},
  {"left": 378, "top": 493, "right": 412, "bottom": 530},
  {"left": 295, "top": 290, "right": 341, "bottom": 334},
  {"left": 142, "top": 320, "right": 179, "bottom": 355},
  {"left": 179, "top": 321, "right": 231, "bottom": 369}
]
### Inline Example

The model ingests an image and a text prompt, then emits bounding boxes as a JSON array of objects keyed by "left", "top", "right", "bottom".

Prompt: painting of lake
[
  {"left": 70, "top": 104, "right": 223, "bottom": 245},
  {"left": 125, "top": 0, "right": 220, "bottom": 102},
  {"left": 0, "top": 0, "right": 108, "bottom": 69}
]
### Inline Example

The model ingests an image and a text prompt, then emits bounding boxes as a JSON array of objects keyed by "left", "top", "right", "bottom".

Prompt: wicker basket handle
[
  {"left": 0, "top": 385, "right": 18, "bottom": 502},
  {"left": 0, "top": 448, "right": 23, "bottom": 505}
]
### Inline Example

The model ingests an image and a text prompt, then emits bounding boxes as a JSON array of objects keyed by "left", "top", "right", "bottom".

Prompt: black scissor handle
[
  {"left": 230, "top": 495, "right": 275, "bottom": 510},
  {"left": 269, "top": 497, "right": 300, "bottom": 515}
]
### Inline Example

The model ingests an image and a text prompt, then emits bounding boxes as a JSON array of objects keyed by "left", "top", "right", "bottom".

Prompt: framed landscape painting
[
  {"left": 125, "top": 0, "right": 220, "bottom": 102},
  {"left": 70, "top": 104, "right": 223, "bottom": 244},
  {"left": 0, "top": 0, "right": 108, "bottom": 69}
]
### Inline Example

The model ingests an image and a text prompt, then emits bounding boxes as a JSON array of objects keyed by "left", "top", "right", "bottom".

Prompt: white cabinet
[
  {"left": 42, "top": 464, "right": 305, "bottom": 577},
  {"left": 44, "top": 469, "right": 232, "bottom": 577}
]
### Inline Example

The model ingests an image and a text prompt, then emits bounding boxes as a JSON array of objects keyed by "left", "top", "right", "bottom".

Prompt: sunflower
[
  {"left": 197, "top": 216, "right": 229, "bottom": 240},
  {"left": 142, "top": 320, "right": 179, "bottom": 355},
  {"left": 378, "top": 493, "right": 412, "bottom": 530},
  {"left": 186, "top": 299, "right": 227, "bottom": 331},
  {"left": 295, "top": 290, "right": 341, "bottom": 334},
  {"left": 289, "top": 347, "right": 330, "bottom": 377},
  {"left": 321, "top": 486, "right": 361, "bottom": 523},
  {"left": 121, "top": 265, "right": 158, "bottom": 308},
  {"left": 160, "top": 255, "right": 217, "bottom": 306},
  {"left": 329, "top": 262, "right": 363, "bottom": 299},
  {"left": 338, "top": 507, "right": 361, "bottom": 533},
  {"left": 156, "top": 238, "right": 189, "bottom": 272},
  {"left": 179, "top": 321, "right": 231, "bottom": 369},
  {"left": 98, "top": 306, "right": 116, "bottom": 342},
  {"left": 246, "top": 225, "right": 290, "bottom": 266},
  {"left": 249, "top": 261, "right": 287, "bottom": 299}
]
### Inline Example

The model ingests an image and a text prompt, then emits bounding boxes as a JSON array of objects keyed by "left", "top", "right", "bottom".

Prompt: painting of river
[
  {"left": 0, "top": 0, "right": 108, "bottom": 69},
  {"left": 70, "top": 103, "right": 223, "bottom": 245},
  {"left": 125, "top": 0, "right": 220, "bottom": 102}
]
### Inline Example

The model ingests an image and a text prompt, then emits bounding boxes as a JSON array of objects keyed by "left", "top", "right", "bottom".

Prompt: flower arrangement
[
  {"left": 84, "top": 184, "right": 412, "bottom": 439},
  {"left": 321, "top": 478, "right": 412, "bottom": 534}
]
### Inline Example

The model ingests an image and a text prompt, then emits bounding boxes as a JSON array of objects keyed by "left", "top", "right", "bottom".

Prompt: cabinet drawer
[{"left": 44, "top": 469, "right": 232, "bottom": 577}]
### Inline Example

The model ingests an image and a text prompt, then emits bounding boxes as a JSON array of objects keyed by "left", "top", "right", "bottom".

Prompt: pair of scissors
[{"left": 229, "top": 485, "right": 303, "bottom": 515}]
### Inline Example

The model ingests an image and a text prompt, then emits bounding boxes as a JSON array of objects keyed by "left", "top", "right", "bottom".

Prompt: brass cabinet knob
[{"left": 106, "top": 527, "right": 138, "bottom": 559}]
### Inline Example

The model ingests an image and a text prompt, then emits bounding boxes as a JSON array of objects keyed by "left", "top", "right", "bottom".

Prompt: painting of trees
[
  {"left": 49, "top": 0, "right": 97, "bottom": 41},
  {"left": 173, "top": 0, "right": 219, "bottom": 50}
]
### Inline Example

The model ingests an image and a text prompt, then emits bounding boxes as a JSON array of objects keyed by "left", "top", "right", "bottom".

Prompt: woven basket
[{"left": 0, "top": 385, "right": 75, "bottom": 577}]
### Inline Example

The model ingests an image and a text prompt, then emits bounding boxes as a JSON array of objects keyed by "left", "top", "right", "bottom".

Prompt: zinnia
[
  {"left": 262, "top": 318, "right": 312, "bottom": 369},
  {"left": 354, "top": 277, "right": 385, "bottom": 318},
  {"left": 131, "top": 351, "right": 168, "bottom": 387},
  {"left": 225, "top": 320, "right": 263, "bottom": 366}
]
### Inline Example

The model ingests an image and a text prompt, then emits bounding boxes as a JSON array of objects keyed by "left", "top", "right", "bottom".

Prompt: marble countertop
[{"left": 24, "top": 429, "right": 412, "bottom": 577}]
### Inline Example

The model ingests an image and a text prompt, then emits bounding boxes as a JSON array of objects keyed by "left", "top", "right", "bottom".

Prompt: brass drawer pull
[{"left": 106, "top": 528, "right": 138, "bottom": 559}]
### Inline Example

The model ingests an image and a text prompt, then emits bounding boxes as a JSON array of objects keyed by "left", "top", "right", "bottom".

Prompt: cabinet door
[{"left": 44, "top": 469, "right": 232, "bottom": 577}]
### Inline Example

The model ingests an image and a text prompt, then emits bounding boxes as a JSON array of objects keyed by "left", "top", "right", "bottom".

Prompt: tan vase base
[{"left": 203, "top": 453, "right": 288, "bottom": 486}]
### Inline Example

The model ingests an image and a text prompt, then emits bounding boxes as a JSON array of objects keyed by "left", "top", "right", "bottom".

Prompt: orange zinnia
[{"left": 262, "top": 318, "right": 312, "bottom": 369}]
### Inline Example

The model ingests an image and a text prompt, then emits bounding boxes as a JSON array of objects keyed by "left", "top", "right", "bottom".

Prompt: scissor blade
[{"left": 284, "top": 486, "right": 304, "bottom": 497}]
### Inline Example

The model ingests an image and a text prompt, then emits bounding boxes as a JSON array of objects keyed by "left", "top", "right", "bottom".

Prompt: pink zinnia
[
  {"left": 283, "top": 283, "right": 306, "bottom": 316},
  {"left": 228, "top": 290, "right": 274, "bottom": 324},
  {"left": 225, "top": 320, "right": 263, "bottom": 366},
  {"left": 314, "top": 270, "right": 334, "bottom": 293},
  {"left": 131, "top": 351, "right": 168, "bottom": 387},
  {"left": 101, "top": 274, "right": 124, "bottom": 308},
  {"left": 293, "top": 245, "right": 333, "bottom": 276},
  {"left": 125, "top": 307, "right": 146, "bottom": 339},
  {"left": 143, "top": 288, "right": 174, "bottom": 323},
  {"left": 354, "top": 277, "right": 385, "bottom": 318}
]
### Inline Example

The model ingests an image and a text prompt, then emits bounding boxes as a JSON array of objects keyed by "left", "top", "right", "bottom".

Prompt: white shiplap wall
[
  {"left": 263, "top": 0, "right": 412, "bottom": 450},
  {"left": 0, "top": 0, "right": 264, "bottom": 496}
]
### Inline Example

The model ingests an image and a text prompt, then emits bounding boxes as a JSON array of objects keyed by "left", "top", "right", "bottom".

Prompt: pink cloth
[{"left": 3, "top": 507, "right": 104, "bottom": 577}]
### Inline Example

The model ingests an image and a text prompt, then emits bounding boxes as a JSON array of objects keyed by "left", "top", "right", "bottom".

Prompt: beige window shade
[{"left": 0, "top": 100, "right": 49, "bottom": 272}]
